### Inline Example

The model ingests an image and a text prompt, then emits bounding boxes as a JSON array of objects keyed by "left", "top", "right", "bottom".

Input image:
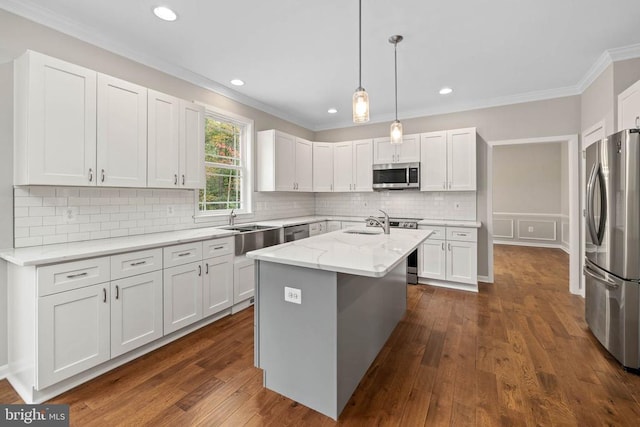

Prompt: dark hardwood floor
[{"left": 2, "top": 244, "right": 640, "bottom": 425}]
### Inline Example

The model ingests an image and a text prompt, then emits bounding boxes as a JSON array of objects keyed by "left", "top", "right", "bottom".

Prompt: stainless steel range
[{"left": 367, "top": 216, "right": 421, "bottom": 284}]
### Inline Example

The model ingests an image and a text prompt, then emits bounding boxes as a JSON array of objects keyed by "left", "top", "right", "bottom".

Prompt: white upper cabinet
[
  {"left": 313, "top": 142, "right": 334, "bottom": 192},
  {"left": 148, "top": 90, "right": 205, "bottom": 189},
  {"left": 618, "top": 80, "right": 640, "bottom": 131},
  {"left": 332, "top": 139, "right": 373, "bottom": 192},
  {"left": 96, "top": 74, "right": 147, "bottom": 187},
  {"left": 373, "top": 134, "right": 420, "bottom": 164},
  {"left": 421, "top": 127, "right": 476, "bottom": 191},
  {"left": 257, "top": 130, "right": 313, "bottom": 192},
  {"left": 14, "top": 50, "right": 97, "bottom": 186},
  {"left": 180, "top": 102, "right": 206, "bottom": 189}
]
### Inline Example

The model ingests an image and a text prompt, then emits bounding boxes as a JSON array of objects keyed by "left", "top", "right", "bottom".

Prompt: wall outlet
[
  {"left": 528, "top": 226, "right": 534, "bottom": 232},
  {"left": 167, "top": 205, "right": 175, "bottom": 216},
  {"left": 62, "top": 207, "right": 78, "bottom": 224},
  {"left": 284, "top": 286, "right": 302, "bottom": 304}
]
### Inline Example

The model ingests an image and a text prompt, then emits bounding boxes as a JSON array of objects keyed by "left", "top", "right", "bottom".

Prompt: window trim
[{"left": 194, "top": 104, "right": 254, "bottom": 222}]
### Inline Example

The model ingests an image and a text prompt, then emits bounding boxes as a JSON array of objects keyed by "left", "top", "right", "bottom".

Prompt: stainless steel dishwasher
[{"left": 284, "top": 224, "right": 310, "bottom": 242}]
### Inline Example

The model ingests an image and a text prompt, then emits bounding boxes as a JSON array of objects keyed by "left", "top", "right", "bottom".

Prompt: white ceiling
[{"left": 2, "top": 0, "right": 640, "bottom": 130}]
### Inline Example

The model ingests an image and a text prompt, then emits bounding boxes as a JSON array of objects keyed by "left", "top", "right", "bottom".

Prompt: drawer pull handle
[
  {"left": 213, "top": 246, "right": 224, "bottom": 250},
  {"left": 103, "top": 288, "right": 107, "bottom": 303},
  {"left": 198, "top": 265, "right": 202, "bottom": 276},
  {"left": 130, "top": 261, "right": 147, "bottom": 266},
  {"left": 88, "top": 168, "right": 93, "bottom": 182},
  {"left": 448, "top": 243, "right": 451, "bottom": 251},
  {"left": 115, "top": 285, "right": 119, "bottom": 300},
  {"left": 441, "top": 242, "right": 445, "bottom": 250},
  {"left": 182, "top": 174, "right": 185, "bottom": 185},
  {"left": 101, "top": 169, "right": 105, "bottom": 183},
  {"left": 456, "top": 233, "right": 468, "bottom": 236},
  {"left": 178, "top": 252, "right": 192, "bottom": 257},
  {"left": 206, "top": 263, "right": 209, "bottom": 274},
  {"left": 174, "top": 174, "right": 178, "bottom": 185},
  {"left": 67, "top": 272, "right": 88, "bottom": 279}
]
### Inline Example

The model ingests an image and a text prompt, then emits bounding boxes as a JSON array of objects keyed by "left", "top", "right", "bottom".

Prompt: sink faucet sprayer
[
  {"left": 366, "top": 209, "right": 390, "bottom": 234},
  {"left": 229, "top": 208, "right": 237, "bottom": 226}
]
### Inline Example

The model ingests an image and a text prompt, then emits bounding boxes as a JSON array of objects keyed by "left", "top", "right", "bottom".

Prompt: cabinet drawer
[
  {"left": 163, "top": 241, "right": 203, "bottom": 268},
  {"left": 37, "top": 257, "right": 110, "bottom": 297},
  {"left": 111, "top": 248, "right": 163, "bottom": 280},
  {"left": 447, "top": 227, "right": 477, "bottom": 242},
  {"left": 422, "top": 226, "right": 446, "bottom": 240},
  {"left": 202, "top": 237, "right": 234, "bottom": 259}
]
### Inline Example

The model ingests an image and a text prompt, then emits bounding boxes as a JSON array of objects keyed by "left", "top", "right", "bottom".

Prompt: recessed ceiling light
[
  {"left": 439, "top": 87, "right": 453, "bottom": 95},
  {"left": 230, "top": 79, "right": 245, "bottom": 86},
  {"left": 153, "top": 6, "right": 177, "bottom": 21},
  {"left": 327, "top": 108, "right": 338, "bottom": 114}
]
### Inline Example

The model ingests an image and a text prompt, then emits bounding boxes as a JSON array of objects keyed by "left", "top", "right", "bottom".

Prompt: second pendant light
[{"left": 389, "top": 35, "right": 403, "bottom": 144}]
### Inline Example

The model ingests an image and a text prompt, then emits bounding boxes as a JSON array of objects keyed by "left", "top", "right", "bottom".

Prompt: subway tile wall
[
  {"left": 13, "top": 187, "right": 315, "bottom": 248},
  {"left": 315, "top": 191, "right": 476, "bottom": 220}
]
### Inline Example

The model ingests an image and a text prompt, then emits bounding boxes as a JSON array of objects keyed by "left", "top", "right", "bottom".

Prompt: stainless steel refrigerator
[{"left": 585, "top": 128, "right": 640, "bottom": 372}]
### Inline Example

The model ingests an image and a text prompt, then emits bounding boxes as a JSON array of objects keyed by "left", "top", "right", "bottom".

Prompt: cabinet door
[
  {"left": 163, "top": 262, "right": 203, "bottom": 335},
  {"left": 19, "top": 51, "right": 97, "bottom": 186},
  {"left": 111, "top": 271, "right": 163, "bottom": 357},
  {"left": 353, "top": 139, "right": 373, "bottom": 191},
  {"left": 373, "top": 137, "right": 395, "bottom": 163},
  {"left": 446, "top": 241, "right": 477, "bottom": 284},
  {"left": 180, "top": 101, "right": 205, "bottom": 189},
  {"left": 333, "top": 141, "right": 354, "bottom": 192},
  {"left": 234, "top": 257, "right": 255, "bottom": 304},
  {"left": 420, "top": 131, "right": 447, "bottom": 191},
  {"left": 447, "top": 128, "right": 476, "bottom": 191},
  {"left": 618, "top": 80, "right": 640, "bottom": 131},
  {"left": 148, "top": 90, "right": 181, "bottom": 188},
  {"left": 418, "top": 240, "right": 446, "bottom": 280},
  {"left": 396, "top": 134, "right": 421, "bottom": 163},
  {"left": 295, "top": 138, "right": 314, "bottom": 191},
  {"left": 274, "top": 132, "right": 296, "bottom": 191},
  {"left": 313, "top": 142, "right": 334, "bottom": 192},
  {"left": 96, "top": 74, "right": 147, "bottom": 187},
  {"left": 203, "top": 254, "right": 234, "bottom": 316},
  {"left": 37, "top": 283, "right": 110, "bottom": 389}
]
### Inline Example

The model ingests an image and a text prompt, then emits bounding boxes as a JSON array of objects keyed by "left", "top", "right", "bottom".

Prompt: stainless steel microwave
[{"left": 372, "top": 162, "right": 420, "bottom": 190}]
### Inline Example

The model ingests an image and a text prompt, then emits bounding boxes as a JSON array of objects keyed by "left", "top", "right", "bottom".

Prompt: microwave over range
[{"left": 372, "top": 162, "right": 420, "bottom": 190}]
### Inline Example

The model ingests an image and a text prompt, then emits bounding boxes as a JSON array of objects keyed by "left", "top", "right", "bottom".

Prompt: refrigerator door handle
[
  {"left": 583, "top": 265, "right": 620, "bottom": 290},
  {"left": 586, "top": 162, "right": 599, "bottom": 245}
]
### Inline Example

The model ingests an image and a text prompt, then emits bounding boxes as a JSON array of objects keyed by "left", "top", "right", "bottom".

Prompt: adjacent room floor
[{"left": 1, "top": 245, "right": 639, "bottom": 425}]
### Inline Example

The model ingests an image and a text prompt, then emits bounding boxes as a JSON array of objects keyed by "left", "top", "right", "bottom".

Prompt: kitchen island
[{"left": 246, "top": 227, "right": 433, "bottom": 419}]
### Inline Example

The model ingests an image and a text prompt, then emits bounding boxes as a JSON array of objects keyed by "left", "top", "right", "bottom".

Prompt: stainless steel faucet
[
  {"left": 229, "top": 208, "right": 237, "bottom": 226},
  {"left": 366, "top": 209, "right": 390, "bottom": 234}
]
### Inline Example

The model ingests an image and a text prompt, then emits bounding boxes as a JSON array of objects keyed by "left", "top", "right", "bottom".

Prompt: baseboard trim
[
  {"left": 0, "top": 364, "right": 8, "bottom": 380},
  {"left": 417, "top": 278, "right": 478, "bottom": 293},
  {"left": 477, "top": 275, "right": 492, "bottom": 283},
  {"left": 493, "top": 240, "right": 565, "bottom": 250}
]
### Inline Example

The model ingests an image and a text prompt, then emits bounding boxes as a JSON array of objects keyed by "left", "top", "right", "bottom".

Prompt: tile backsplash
[
  {"left": 314, "top": 191, "right": 476, "bottom": 220},
  {"left": 12, "top": 187, "right": 473, "bottom": 248},
  {"left": 13, "top": 186, "right": 316, "bottom": 248}
]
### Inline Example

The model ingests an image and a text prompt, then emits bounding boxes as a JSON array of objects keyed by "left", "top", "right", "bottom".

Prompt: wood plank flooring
[{"left": 2, "top": 244, "right": 640, "bottom": 425}]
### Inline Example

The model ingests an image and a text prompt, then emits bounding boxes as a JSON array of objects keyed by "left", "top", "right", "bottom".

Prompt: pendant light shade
[
  {"left": 389, "top": 35, "right": 403, "bottom": 144},
  {"left": 353, "top": 0, "right": 369, "bottom": 123}
]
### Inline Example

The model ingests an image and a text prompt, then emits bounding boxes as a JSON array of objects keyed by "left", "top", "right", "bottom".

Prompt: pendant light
[
  {"left": 352, "top": 0, "right": 369, "bottom": 123},
  {"left": 389, "top": 35, "right": 403, "bottom": 144}
]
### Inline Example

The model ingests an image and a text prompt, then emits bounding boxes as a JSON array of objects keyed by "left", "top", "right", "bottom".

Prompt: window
[{"left": 197, "top": 106, "right": 253, "bottom": 216}]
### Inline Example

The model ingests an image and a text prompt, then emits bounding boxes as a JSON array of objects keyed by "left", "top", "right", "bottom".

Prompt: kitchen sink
[
  {"left": 343, "top": 229, "right": 382, "bottom": 235},
  {"left": 220, "top": 224, "right": 283, "bottom": 255}
]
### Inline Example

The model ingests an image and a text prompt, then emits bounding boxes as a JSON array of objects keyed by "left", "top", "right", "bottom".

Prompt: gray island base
[{"left": 254, "top": 259, "right": 407, "bottom": 420}]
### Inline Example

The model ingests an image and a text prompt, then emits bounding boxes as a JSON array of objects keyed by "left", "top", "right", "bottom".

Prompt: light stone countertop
[
  {"left": 417, "top": 219, "right": 481, "bottom": 228},
  {"left": 0, "top": 227, "right": 236, "bottom": 266},
  {"left": 246, "top": 227, "right": 434, "bottom": 278}
]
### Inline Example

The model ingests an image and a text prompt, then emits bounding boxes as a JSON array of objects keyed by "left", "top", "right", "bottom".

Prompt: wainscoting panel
[
  {"left": 517, "top": 220, "right": 556, "bottom": 241},
  {"left": 493, "top": 212, "right": 565, "bottom": 248},
  {"left": 493, "top": 219, "right": 514, "bottom": 239}
]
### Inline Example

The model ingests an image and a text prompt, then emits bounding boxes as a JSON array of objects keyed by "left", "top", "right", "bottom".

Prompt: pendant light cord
[
  {"left": 394, "top": 41, "right": 398, "bottom": 121},
  {"left": 358, "top": 0, "right": 362, "bottom": 88}
]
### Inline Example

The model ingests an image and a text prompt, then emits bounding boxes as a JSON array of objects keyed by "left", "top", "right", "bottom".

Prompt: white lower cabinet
[
  {"left": 163, "top": 261, "right": 203, "bottom": 335},
  {"left": 309, "top": 221, "right": 327, "bottom": 236},
  {"left": 111, "top": 270, "right": 163, "bottom": 358},
  {"left": 37, "top": 283, "right": 110, "bottom": 389},
  {"left": 203, "top": 254, "right": 234, "bottom": 316},
  {"left": 419, "top": 226, "right": 478, "bottom": 288},
  {"left": 234, "top": 256, "right": 255, "bottom": 304}
]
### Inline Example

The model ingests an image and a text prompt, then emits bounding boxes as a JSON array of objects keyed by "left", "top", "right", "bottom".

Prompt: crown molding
[
  {"left": 0, "top": 0, "right": 316, "bottom": 130},
  {"left": 608, "top": 42, "right": 640, "bottom": 62}
]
